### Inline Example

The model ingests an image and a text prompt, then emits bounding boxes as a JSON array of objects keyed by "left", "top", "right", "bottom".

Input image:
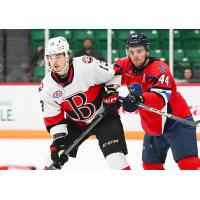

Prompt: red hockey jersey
[{"left": 117, "top": 57, "right": 192, "bottom": 135}]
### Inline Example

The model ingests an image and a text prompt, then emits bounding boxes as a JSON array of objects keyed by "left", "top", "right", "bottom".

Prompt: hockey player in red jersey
[
  {"left": 117, "top": 32, "right": 200, "bottom": 170},
  {"left": 39, "top": 36, "right": 130, "bottom": 170}
]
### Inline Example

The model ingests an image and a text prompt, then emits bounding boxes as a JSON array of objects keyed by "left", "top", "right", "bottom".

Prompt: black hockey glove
[
  {"left": 50, "top": 134, "right": 69, "bottom": 169},
  {"left": 103, "top": 91, "right": 121, "bottom": 114},
  {"left": 122, "top": 91, "right": 144, "bottom": 112}
]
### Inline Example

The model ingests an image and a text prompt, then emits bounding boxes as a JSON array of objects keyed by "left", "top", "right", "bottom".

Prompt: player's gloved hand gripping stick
[
  {"left": 47, "top": 110, "right": 108, "bottom": 170},
  {"left": 120, "top": 86, "right": 200, "bottom": 128}
]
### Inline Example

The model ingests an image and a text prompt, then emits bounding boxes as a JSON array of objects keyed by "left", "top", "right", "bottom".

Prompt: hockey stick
[
  {"left": 136, "top": 102, "right": 200, "bottom": 128},
  {"left": 47, "top": 110, "right": 108, "bottom": 170},
  {"left": 119, "top": 96, "right": 200, "bottom": 128}
]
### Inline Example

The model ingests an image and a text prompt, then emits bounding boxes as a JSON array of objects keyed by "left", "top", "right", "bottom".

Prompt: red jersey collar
[{"left": 51, "top": 64, "right": 74, "bottom": 87}]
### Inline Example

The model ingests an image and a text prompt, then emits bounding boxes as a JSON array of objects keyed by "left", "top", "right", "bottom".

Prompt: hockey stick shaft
[
  {"left": 119, "top": 96, "right": 200, "bottom": 128},
  {"left": 47, "top": 110, "right": 108, "bottom": 169},
  {"left": 136, "top": 102, "right": 200, "bottom": 128}
]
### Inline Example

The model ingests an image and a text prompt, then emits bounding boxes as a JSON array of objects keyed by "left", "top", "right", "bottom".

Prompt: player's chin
[
  {"left": 51, "top": 67, "right": 61, "bottom": 73},
  {"left": 133, "top": 62, "right": 142, "bottom": 67}
]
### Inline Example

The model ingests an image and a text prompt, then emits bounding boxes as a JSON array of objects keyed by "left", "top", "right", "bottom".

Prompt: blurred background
[{"left": 0, "top": 29, "right": 200, "bottom": 83}]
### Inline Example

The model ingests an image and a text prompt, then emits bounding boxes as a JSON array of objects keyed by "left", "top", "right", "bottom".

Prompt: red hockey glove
[{"left": 103, "top": 91, "right": 121, "bottom": 114}]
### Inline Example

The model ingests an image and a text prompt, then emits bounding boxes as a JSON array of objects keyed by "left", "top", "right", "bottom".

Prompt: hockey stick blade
[{"left": 47, "top": 110, "right": 108, "bottom": 170}]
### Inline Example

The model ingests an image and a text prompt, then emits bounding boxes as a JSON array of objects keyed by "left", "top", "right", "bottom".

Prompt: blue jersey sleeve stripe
[{"left": 150, "top": 88, "right": 171, "bottom": 102}]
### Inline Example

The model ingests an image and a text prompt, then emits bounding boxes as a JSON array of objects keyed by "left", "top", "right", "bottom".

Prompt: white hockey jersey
[{"left": 38, "top": 56, "right": 121, "bottom": 137}]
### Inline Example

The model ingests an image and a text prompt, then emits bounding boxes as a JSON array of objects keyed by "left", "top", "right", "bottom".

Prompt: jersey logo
[
  {"left": 125, "top": 70, "right": 133, "bottom": 77},
  {"left": 53, "top": 90, "right": 63, "bottom": 98},
  {"left": 158, "top": 65, "right": 166, "bottom": 73},
  {"left": 64, "top": 92, "right": 96, "bottom": 121},
  {"left": 82, "top": 56, "right": 94, "bottom": 64}
]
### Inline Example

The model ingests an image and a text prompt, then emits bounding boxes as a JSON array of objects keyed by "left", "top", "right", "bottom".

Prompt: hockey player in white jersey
[{"left": 39, "top": 36, "right": 130, "bottom": 170}]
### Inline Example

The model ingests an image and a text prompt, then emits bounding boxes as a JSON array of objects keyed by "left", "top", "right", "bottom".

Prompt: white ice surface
[{"left": 0, "top": 139, "right": 197, "bottom": 170}]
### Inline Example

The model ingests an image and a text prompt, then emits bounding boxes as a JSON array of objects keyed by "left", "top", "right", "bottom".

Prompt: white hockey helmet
[
  {"left": 45, "top": 36, "right": 70, "bottom": 75},
  {"left": 45, "top": 36, "right": 69, "bottom": 56}
]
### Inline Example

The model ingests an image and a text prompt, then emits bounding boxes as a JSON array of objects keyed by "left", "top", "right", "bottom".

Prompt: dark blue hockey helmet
[{"left": 125, "top": 32, "right": 150, "bottom": 51}]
